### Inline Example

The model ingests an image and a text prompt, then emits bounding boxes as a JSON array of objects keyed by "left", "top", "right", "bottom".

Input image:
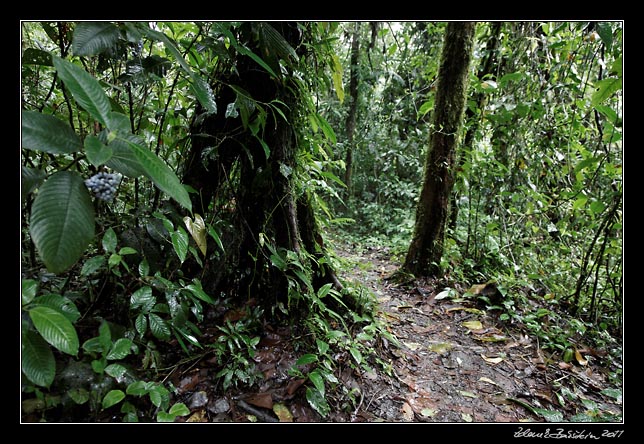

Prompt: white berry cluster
[{"left": 85, "top": 172, "right": 122, "bottom": 202}]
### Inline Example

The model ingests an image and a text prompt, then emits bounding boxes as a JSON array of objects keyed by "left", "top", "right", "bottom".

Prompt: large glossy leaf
[
  {"left": 22, "top": 166, "right": 47, "bottom": 199},
  {"left": 52, "top": 55, "right": 112, "bottom": 127},
  {"left": 22, "top": 111, "right": 83, "bottom": 154},
  {"left": 102, "top": 390, "right": 126, "bottom": 409},
  {"left": 72, "top": 22, "right": 120, "bottom": 56},
  {"left": 22, "top": 48, "right": 53, "bottom": 66},
  {"left": 104, "top": 134, "right": 147, "bottom": 178},
  {"left": 121, "top": 137, "right": 192, "bottom": 212},
  {"left": 22, "top": 279, "right": 38, "bottom": 306},
  {"left": 33, "top": 294, "right": 81, "bottom": 323},
  {"left": 148, "top": 313, "right": 171, "bottom": 340},
  {"left": 22, "top": 329, "right": 56, "bottom": 388},
  {"left": 29, "top": 306, "right": 79, "bottom": 356},
  {"left": 85, "top": 135, "right": 113, "bottom": 167},
  {"left": 171, "top": 227, "right": 189, "bottom": 263},
  {"left": 30, "top": 171, "right": 95, "bottom": 274}
]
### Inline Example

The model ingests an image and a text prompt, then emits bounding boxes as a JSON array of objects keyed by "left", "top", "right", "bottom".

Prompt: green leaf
[
  {"left": 349, "top": 347, "right": 363, "bottom": 365},
  {"left": 168, "top": 402, "right": 190, "bottom": 417},
  {"left": 22, "top": 48, "right": 53, "bottom": 66},
  {"left": 104, "top": 363, "right": 128, "bottom": 379},
  {"left": 69, "top": 388, "right": 90, "bottom": 404},
  {"left": 148, "top": 313, "right": 171, "bottom": 340},
  {"left": 135, "top": 313, "right": 147, "bottom": 336},
  {"left": 102, "top": 390, "right": 126, "bottom": 409},
  {"left": 595, "top": 22, "right": 613, "bottom": 49},
  {"left": 72, "top": 22, "right": 120, "bottom": 56},
  {"left": 106, "top": 338, "right": 134, "bottom": 360},
  {"left": 498, "top": 72, "right": 524, "bottom": 87},
  {"left": 417, "top": 99, "right": 434, "bottom": 119},
  {"left": 98, "top": 320, "right": 112, "bottom": 351},
  {"left": 296, "top": 354, "right": 318, "bottom": 365},
  {"left": 534, "top": 407, "right": 564, "bottom": 422},
  {"left": 316, "top": 339, "right": 329, "bottom": 355},
  {"left": 52, "top": 55, "right": 112, "bottom": 127},
  {"left": 92, "top": 358, "right": 106, "bottom": 374},
  {"left": 126, "top": 381, "right": 148, "bottom": 396},
  {"left": 30, "top": 171, "right": 95, "bottom": 274},
  {"left": 120, "top": 137, "right": 192, "bottom": 212},
  {"left": 171, "top": 227, "right": 189, "bottom": 263},
  {"left": 21, "top": 329, "right": 56, "bottom": 388},
  {"left": 22, "top": 166, "right": 47, "bottom": 199},
  {"left": 591, "top": 77, "right": 622, "bottom": 106},
  {"left": 131, "top": 286, "right": 155, "bottom": 312},
  {"left": 81, "top": 255, "right": 106, "bottom": 276},
  {"left": 84, "top": 135, "right": 113, "bottom": 167},
  {"left": 190, "top": 74, "right": 217, "bottom": 114},
  {"left": 184, "top": 281, "right": 214, "bottom": 304},
  {"left": 102, "top": 227, "right": 118, "bottom": 254},
  {"left": 208, "top": 226, "right": 225, "bottom": 253},
  {"left": 105, "top": 135, "right": 147, "bottom": 178},
  {"left": 305, "top": 387, "right": 330, "bottom": 417},
  {"left": 22, "top": 279, "right": 38, "bottom": 306},
  {"left": 82, "top": 336, "right": 105, "bottom": 354},
  {"left": 148, "top": 385, "right": 170, "bottom": 409},
  {"left": 33, "top": 294, "right": 81, "bottom": 323},
  {"left": 22, "top": 111, "right": 83, "bottom": 154},
  {"left": 29, "top": 306, "right": 79, "bottom": 356},
  {"left": 308, "top": 370, "right": 325, "bottom": 396},
  {"left": 156, "top": 412, "right": 176, "bottom": 422}
]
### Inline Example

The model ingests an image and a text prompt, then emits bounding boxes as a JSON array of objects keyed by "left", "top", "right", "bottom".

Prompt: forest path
[{"left": 331, "top": 239, "right": 614, "bottom": 423}]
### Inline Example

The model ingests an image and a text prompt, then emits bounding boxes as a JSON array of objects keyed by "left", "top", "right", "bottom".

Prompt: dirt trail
[{"left": 333, "top": 241, "right": 621, "bottom": 423}]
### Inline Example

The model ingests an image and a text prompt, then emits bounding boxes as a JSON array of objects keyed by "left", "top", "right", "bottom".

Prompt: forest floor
[{"left": 166, "top": 238, "right": 623, "bottom": 427}]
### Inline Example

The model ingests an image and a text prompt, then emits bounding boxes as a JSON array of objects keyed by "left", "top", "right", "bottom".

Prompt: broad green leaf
[
  {"left": 314, "top": 113, "right": 336, "bottom": 144},
  {"left": 29, "top": 306, "right": 79, "bottom": 356},
  {"left": 81, "top": 255, "right": 106, "bottom": 276},
  {"left": 184, "top": 281, "right": 214, "bottom": 304},
  {"left": 594, "top": 104, "right": 618, "bottom": 123},
  {"left": 72, "top": 22, "right": 120, "bottom": 56},
  {"left": 184, "top": 214, "right": 207, "bottom": 256},
  {"left": 305, "top": 387, "right": 330, "bottom": 417},
  {"left": 119, "top": 247, "right": 137, "bottom": 255},
  {"left": 22, "top": 166, "right": 47, "bottom": 199},
  {"left": 156, "top": 412, "right": 176, "bottom": 422},
  {"left": 22, "top": 279, "right": 38, "bottom": 306},
  {"left": 591, "top": 77, "right": 622, "bottom": 106},
  {"left": 22, "top": 329, "right": 56, "bottom": 388},
  {"left": 22, "top": 111, "right": 83, "bottom": 154},
  {"left": 317, "top": 283, "right": 333, "bottom": 299},
  {"left": 331, "top": 54, "right": 344, "bottom": 104},
  {"left": 349, "top": 347, "right": 363, "bottom": 365},
  {"left": 258, "top": 22, "right": 299, "bottom": 62},
  {"left": 316, "top": 339, "right": 329, "bottom": 355},
  {"left": 82, "top": 336, "right": 105, "bottom": 354},
  {"left": 52, "top": 55, "right": 112, "bottom": 127},
  {"left": 69, "top": 388, "right": 90, "bottom": 404},
  {"left": 595, "top": 22, "right": 613, "bottom": 49},
  {"left": 102, "top": 390, "right": 126, "bottom": 409},
  {"left": 92, "top": 358, "right": 106, "bottom": 374},
  {"left": 534, "top": 408, "right": 564, "bottom": 422},
  {"left": 102, "top": 227, "right": 118, "bottom": 254},
  {"left": 135, "top": 313, "right": 148, "bottom": 336},
  {"left": 22, "top": 48, "right": 53, "bottom": 66},
  {"left": 417, "top": 99, "right": 434, "bottom": 119},
  {"left": 126, "top": 380, "right": 148, "bottom": 396},
  {"left": 105, "top": 135, "right": 147, "bottom": 178},
  {"left": 296, "top": 354, "right": 318, "bottom": 365},
  {"left": 131, "top": 286, "right": 155, "bottom": 312},
  {"left": 30, "top": 171, "right": 95, "bottom": 274},
  {"left": 106, "top": 338, "right": 134, "bottom": 360},
  {"left": 105, "top": 363, "right": 128, "bottom": 379},
  {"left": 168, "top": 402, "right": 190, "bottom": 417},
  {"left": 208, "top": 226, "right": 225, "bottom": 253},
  {"left": 148, "top": 385, "right": 170, "bottom": 408},
  {"left": 171, "top": 227, "right": 189, "bottom": 263},
  {"left": 33, "top": 294, "right": 81, "bottom": 323},
  {"left": 498, "top": 72, "right": 524, "bottom": 87},
  {"left": 148, "top": 313, "right": 171, "bottom": 340},
  {"left": 98, "top": 320, "right": 112, "bottom": 352},
  {"left": 121, "top": 137, "right": 192, "bottom": 212},
  {"left": 190, "top": 74, "right": 217, "bottom": 115},
  {"left": 84, "top": 135, "right": 113, "bottom": 167}
]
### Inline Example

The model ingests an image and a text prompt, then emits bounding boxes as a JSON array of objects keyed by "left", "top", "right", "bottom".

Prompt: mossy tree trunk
[{"left": 403, "top": 22, "right": 477, "bottom": 277}]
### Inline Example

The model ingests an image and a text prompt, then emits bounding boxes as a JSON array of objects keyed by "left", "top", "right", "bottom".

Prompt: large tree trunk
[
  {"left": 343, "top": 22, "right": 361, "bottom": 198},
  {"left": 403, "top": 22, "right": 477, "bottom": 277},
  {"left": 183, "top": 22, "right": 342, "bottom": 322}
]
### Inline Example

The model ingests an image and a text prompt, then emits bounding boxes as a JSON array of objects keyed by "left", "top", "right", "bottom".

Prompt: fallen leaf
[
  {"left": 479, "top": 377, "right": 498, "bottom": 386},
  {"left": 481, "top": 354, "right": 504, "bottom": 365},
  {"left": 273, "top": 403, "right": 293, "bottom": 422},
  {"left": 462, "top": 320, "right": 483, "bottom": 330},
  {"left": 558, "top": 361, "right": 573, "bottom": 369},
  {"left": 421, "top": 408, "right": 437, "bottom": 418},
  {"left": 575, "top": 349, "right": 588, "bottom": 366},
  {"left": 462, "top": 412, "right": 473, "bottom": 422},
  {"left": 403, "top": 341, "right": 423, "bottom": 351},
  {"left": 245, "top": 392, "right": 273, "bottom": 409},
  {"left": 459, "top": 390, "right": 478, "bottom": 399},
  {"left": 401, "top": 402, "right": 414, "bottom": 421},
  {"left": 286, "top": 378, "right": 306, "bottom": 396},
  {"left": 428, "top": 342, "right": 453, "bottom": 355},
  {"left": 186, "top": 409, "right": 207, "bottom": 422}
]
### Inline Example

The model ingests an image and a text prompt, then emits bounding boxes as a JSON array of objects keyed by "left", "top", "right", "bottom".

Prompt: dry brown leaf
[
  {"left": 401, "top": 401, "right": 415, "bottom": 422},
  {"left": 575, "top": 349, "right": 588, "bottom": 366},
  {"left": 186, "top": 410, "right": 208, "bottom": 422},
  {"left": 245, "top": 392, "right": 273, "bottom": 409},
  {"left": 481, "top": 354, "right": 504, "bottom": 365}
]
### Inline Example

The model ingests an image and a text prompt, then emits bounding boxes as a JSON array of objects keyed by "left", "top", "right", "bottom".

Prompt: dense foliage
[{"left": 21, "top": 21, "right": 622, "bottom": 422}]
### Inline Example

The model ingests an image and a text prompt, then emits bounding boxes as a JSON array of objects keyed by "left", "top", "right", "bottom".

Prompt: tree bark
[
  {"left": 403, "top": 22, "right": 477, "bottom": 277},
  {"left": 344, "top": 22, "right": 361, "bottom": 198}
]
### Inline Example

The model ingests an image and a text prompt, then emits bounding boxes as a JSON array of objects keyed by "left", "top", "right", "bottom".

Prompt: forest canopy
[{"left": 20, "top": 21, "right": 622, "bottom": 423}]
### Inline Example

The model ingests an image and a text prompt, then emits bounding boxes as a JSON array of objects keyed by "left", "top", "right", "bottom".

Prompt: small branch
[{"left": 237, "top": 400, "right": 279, "bottom": 423}]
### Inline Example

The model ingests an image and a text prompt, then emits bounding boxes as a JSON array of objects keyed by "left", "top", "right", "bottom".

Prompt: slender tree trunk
[
  {"left": 403, "top": 22, "right": 477, "bottom": 277},
  {"left": 344, "top": 22, "right": 361, "bottom": 198}
]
